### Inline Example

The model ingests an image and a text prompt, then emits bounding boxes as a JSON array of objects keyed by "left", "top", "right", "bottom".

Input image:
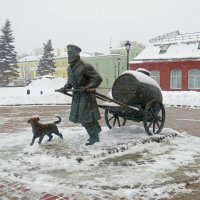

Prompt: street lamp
[
  {"left": 117, "top": 57, "right": 121, "bottom": 77},
  {"left": 124, "top": 40, "right": 131, "bottom": 70},
  {"left": 114, "top": 65, "right": 117, "bottom": 80}
]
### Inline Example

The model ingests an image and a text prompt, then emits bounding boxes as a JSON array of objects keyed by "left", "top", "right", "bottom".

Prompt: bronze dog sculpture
[{"left": 28, "top": 116, "right": 63, "bottom": 146}]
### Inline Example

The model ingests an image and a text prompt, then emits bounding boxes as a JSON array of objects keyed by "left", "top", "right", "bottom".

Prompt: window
[
  {"left": 159, "top": 44, "right": 170, "bottom": 54},
  {"left": 170, "top": 70, "right": 182, "bottom": 89},
  {"left": 189, "top": 69, "right": 200, "bottom": 89},
  {"left": 151, "top": 70, "right": 160, "bottom": 85}
]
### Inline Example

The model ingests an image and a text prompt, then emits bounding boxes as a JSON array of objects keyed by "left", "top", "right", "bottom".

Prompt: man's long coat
[{"left": 64, "top": 59, "right": 103, "bottom": 123}]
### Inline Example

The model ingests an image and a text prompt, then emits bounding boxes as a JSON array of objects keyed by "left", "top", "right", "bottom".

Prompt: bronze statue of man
[{"left": 59, "top": 44, "right": 103, "bottom": 145}]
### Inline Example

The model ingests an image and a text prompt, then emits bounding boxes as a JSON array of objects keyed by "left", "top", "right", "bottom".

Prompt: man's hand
[
  {"left": 55, "top": 87, "right": 67, "bottom": 94},
  {"left": 87, "top": 88, "right": 96, "bottom": 93}
]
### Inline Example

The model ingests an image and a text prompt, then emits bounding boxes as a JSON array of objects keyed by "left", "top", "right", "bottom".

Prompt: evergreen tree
[
  {"left": 37, "top": 39, "right": 56, "bottom": 76},
  {"left": 0, "top": 19, "right": 18, "bottom": 85}
]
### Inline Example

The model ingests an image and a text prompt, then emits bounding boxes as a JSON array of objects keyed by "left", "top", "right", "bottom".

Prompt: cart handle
[
  {"left": 94, "top": 90, "right": 139, "bottom": 111},
  {"left": 55, "top": 88, "right": 139, "bottom": 111}
]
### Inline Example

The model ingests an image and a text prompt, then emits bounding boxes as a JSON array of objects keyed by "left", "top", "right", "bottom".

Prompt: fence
[{"left": 149, "top": 32, "right": 200, "bottom": 44}]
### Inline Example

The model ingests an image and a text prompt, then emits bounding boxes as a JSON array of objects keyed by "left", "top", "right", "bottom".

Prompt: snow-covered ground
[
  {"left": 0, "top": 76, "right": 200, "bottom": 199},
  {"left": 1, "top": 125, "right": 200, "bottom": 199},
  {"left": 0, "top": 76, "right": 199, "bottom": 108},
  {"left": 0, "top": 77, "right": 71, "bottom": 105}
]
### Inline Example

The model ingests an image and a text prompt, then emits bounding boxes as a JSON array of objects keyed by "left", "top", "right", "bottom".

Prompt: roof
[
  {"left": 57, "top": 51, "right": 93, "bottom": 58},
  {"left": 130, "top": 31, "right": 200, "bottom": 63},
  {"left": 18, "top": 52, "right": 93, "bottom": 62},
  {"left": 18, "top": 55, "right": 41, "bottom": 62}
]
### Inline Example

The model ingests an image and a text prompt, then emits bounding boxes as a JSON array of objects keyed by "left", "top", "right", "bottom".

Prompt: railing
[{"left": 149, "top": 32, "right": 200, "bottom": 43}]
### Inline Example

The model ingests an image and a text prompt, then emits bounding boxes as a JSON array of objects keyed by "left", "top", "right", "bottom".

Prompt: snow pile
[
  {"left": 163, "top": 91, "right": 200, "bottom": 107},
  {"left": 0, "top": 77, "right": 72, "bottom": 105},
  {"left": 27, "top": 76, "right": 66, "bottom": 95},
  {"left": 0, "top": 76, "right": 199, "bottom": 107}
]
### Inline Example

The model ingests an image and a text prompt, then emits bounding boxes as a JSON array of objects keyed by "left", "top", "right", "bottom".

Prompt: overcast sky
[{"left": 1, "top": 0, "right": 200, "bottom": 55}]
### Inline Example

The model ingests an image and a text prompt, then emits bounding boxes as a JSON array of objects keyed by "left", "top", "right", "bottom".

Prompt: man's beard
[{"left": 68, "top": 55, "right": 80, "bottom": 64}]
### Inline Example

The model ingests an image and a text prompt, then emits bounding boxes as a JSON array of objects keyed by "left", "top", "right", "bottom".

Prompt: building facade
[
  {"left": 17, "top": 54, "right": 68, "bottom": 85},
  {"left": 83, "top": 45, "right": 142, "bottom": 88},
  {"left": 17, "top": 45, "right": 143, "bottom": 88},
  {"left": 130, "top": 31, "right": 200, "bottom": 91}
]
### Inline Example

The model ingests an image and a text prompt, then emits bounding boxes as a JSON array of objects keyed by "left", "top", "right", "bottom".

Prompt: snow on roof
[
  {"left": 131, "top": 32, "right": 200, "bottom": 63},
  {"left": 80, "top": 52, "right": 93, "bottom": 57},
  {"left": 18, "top": 55, "right": 41, "bottom": 62},
  {"left": 19, "top": 51, "right": 93, "bottom": 62},
  {"left": 130, "top": 42, "right": 200, "bottom": 63},
  {"left": 85, "top": 53, "right": 121, "bottom": 59},
  {"left": 56, "top": 51, "right": 68, "bottom": 59},
  {"left": 56, "top": 51, "right": 93, "bottom": 58}
]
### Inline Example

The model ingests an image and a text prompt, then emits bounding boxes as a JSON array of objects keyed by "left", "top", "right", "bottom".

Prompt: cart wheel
[
  {"left": 143, "top": 99, "right": 165, "bottom": 135},
  {"left": 105, "top": 109, "right": 127, "bottom": 129}
]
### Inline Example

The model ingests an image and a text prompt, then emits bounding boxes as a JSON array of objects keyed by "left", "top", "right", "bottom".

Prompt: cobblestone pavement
[
  {"left": 0, "top": 104, "right": 199, "bottom": 136},
  {"left": 137, "top": 106, "right": 200, "bottom": 137},
  {"left": 0, "top": 103, "right": 199, "bottom": 199}
]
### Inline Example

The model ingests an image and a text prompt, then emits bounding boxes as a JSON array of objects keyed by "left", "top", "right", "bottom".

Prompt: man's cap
[{"left": 67, "top": 44, "right": 82, "bottom": 53}]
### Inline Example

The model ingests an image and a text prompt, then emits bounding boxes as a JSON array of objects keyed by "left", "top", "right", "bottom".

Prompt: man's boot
[
  {"left": 94, "top": 131, "right": 100, "bottom": 142},
  {"left": 85, "top": 138, "right": 95, "bottom": 145},
  {"left": 85, "top": 131, "right": 100, "bottom": 146},
  {"left": 87, "top": 132, "right": 92, "bottom": 141},
  {"left": 83, "top": 121, "right": 101, "bottom": 146}
]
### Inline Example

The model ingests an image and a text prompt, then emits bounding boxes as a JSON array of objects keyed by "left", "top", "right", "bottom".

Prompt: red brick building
[{"left": 130, "top": 31, "right": 200, "bottom": 91}]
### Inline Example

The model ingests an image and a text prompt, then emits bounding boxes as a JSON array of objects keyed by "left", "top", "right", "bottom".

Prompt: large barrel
[{"left": 112, "top": 70, "right": 163, "bottom": 109}]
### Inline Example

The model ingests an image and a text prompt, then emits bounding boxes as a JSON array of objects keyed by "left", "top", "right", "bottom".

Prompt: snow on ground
[
  {"left": 0, "top": 76, "right": 200, "bottom": 199},
  {"left": 0, "top": 76, "right": 199, "bottom": 107},
  {"left": 0, "top": 77, "right": 72, "bottom": 105},
  {"left": 163, "top": 90, "right": 200, "bottom": 107},
  {"left": 0, "top": 125, "right": 200, "bottom": 199}
]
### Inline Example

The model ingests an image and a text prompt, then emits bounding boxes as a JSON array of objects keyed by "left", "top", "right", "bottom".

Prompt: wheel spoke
[
  {"left": 147, "top": 120, "right": 154, "bottom": 129},
  {"left": 150, "top": 109, "right": 156, "bottom": 117},
  {"left": 116, "top": 116, "right": 121, "bottom": 127},
  {"left": 113, "top": 117, "right": 116, "bottom": 126},
  {"left": 153, "top": 122, "right": 156, "bottom": 133},
  {"left": 108, "top": 116, "right": 115, "bottom": 122},
  {"left": 156, "top": 121, "right": 161, "bottom": 128}
]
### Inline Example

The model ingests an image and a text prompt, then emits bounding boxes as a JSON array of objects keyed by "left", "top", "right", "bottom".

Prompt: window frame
[
  {"left": 188, "top": 69, "right": 200, "bottom": 89},
  {"left": 150, "top": 70, "right": 160, "bottom": 85},
  {"left": 170, "top": 70, "right": 182, "bottom": 89}
]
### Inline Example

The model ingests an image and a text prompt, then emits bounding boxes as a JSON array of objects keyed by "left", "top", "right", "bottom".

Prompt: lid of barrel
[{"left": 112, "top": 73, "right": 139, "bottom": 105}]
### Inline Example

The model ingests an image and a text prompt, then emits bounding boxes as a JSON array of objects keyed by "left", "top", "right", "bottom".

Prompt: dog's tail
[{"left": 54, "top": 116, "right": 61, "bottom": 124}]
